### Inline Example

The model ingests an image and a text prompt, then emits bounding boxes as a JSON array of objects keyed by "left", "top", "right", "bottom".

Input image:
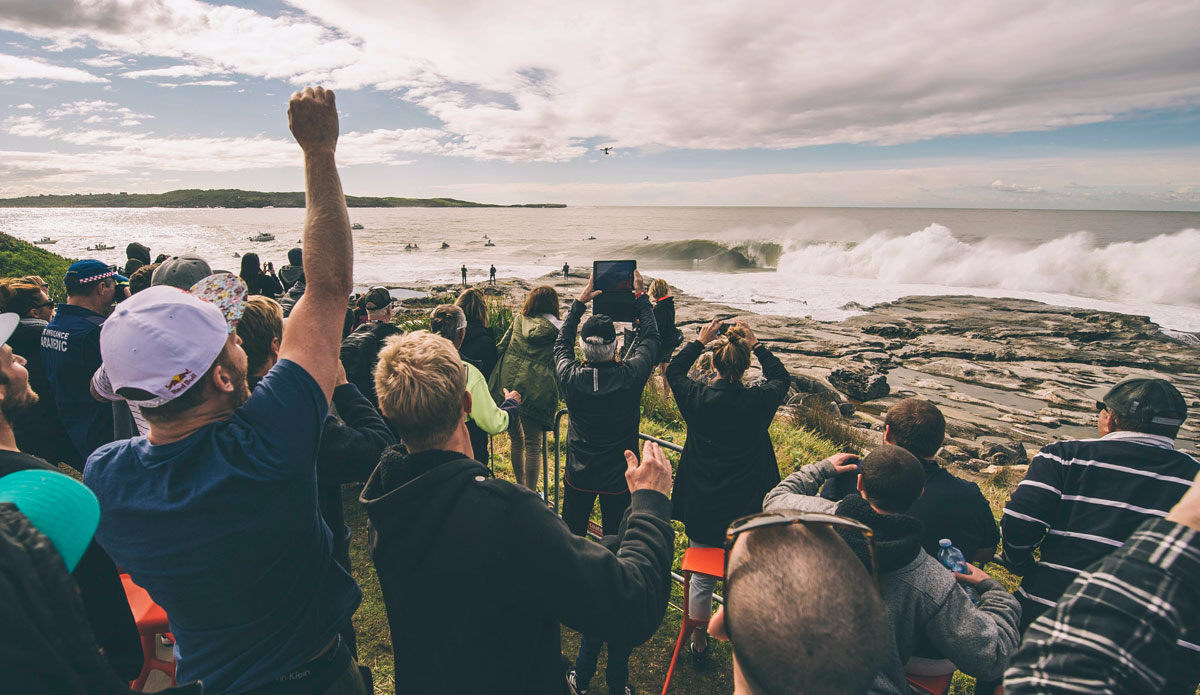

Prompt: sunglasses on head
[{"left": 722, "top": 510, "right": 879, "bottom": 641}]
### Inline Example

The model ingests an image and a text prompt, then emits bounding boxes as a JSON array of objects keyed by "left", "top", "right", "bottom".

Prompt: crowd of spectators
[{"left": 0, "top": 85, "right": 1197, "bottom": 695}]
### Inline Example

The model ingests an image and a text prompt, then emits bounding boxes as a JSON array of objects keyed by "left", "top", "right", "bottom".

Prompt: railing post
[{"left": 552, "top": 408, "right": 568, "bottom": 514}]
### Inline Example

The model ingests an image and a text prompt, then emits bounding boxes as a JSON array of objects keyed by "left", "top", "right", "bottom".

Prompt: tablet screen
[{"left": 593, "top": 260, "right": 636, "bottom": 291}]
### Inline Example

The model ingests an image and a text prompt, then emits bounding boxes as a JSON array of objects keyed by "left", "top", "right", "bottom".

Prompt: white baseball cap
[{"left": 99, "top": 285, "right": 230, "bottom": 406}]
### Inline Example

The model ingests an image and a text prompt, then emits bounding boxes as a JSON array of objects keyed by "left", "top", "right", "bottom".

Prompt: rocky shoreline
[{"left": 390, "top": 272, "right": 1200, "bottom": 474}]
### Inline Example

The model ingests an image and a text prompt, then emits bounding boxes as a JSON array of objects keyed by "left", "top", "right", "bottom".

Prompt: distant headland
[{"left": 0, "top": 189, "right": 566, "bottom": 209}]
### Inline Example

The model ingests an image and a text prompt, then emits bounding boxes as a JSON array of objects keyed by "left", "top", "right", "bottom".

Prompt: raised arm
[
  {"left": 621, "top": 272, "right": 661, "bottom": 382},
  {"left": 278, "top": 86, "right": 354, "bottom": 403},
  {"left": 554, "top": 279, "right": 591, "bottom": 382},
  {"left": 763, "top": 456, "right": 857, "bottom": 512},
  {"left": 741, "top": 321, "right": 789, "bottom": 406}
]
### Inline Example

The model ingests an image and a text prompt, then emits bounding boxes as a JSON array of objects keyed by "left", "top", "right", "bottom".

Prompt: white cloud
[
  {"left": 991, "top": 180, "right": 1046, "bottom": 194},
  {"left": 15, "top": 103, "right": 34, "bottom": 109},
  {"left": 3, "top": 2, "right": 1200, "bottom": 161},
  {"left": 156, "top": 79, "right": 238, "bottom": 88},
  {"left": 80, "top": 54, "right": 125, "bottom": 68},
  {"left": 45, "top": 99, "right": 154, "bottom": 124},
  {"left": 3, "top": 115, "right": 59, "bottom": 138},
  {"left": 121, "top": 64, "right": 218, "bottom": 79},
  {"left": 0, "top": 52, "right": 106, "bottom": 82}
]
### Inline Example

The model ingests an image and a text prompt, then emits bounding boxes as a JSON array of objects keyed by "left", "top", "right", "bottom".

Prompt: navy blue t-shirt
[{"left": 84, "top": 359, "right": 361, "bottom": 695}]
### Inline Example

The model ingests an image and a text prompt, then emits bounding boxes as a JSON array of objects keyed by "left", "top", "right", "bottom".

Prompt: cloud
[
  {"left": 15, "top": 103, "right": 34, "bottom": 109},
  {"left": 80, "top": 54, "right": 125, "bottom": 68},
  {"left": 121, "top": 64, "right": 218, "bottom": 79},
  {"left": 3, "top": 2, "right": 1200, "bottom": 161},
  {"left": 0, "top": 52, "right": 106, "bottom": 82},
  {"left": 991, "top": 180, "right": 1046, "bottom": 194},
  {"left": 45, "top": 99, "right": 154, "bottom": 124},
  {"left": 3, "top": 115, "right": 59, "bottom": 138},
  {"left": 155, "top": 79, "right": 238, "bottom": 87}
]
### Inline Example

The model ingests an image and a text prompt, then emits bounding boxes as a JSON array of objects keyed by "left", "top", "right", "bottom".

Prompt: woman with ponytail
[{"left": 665, "top": 318, "right": 791, "bottom": 668}]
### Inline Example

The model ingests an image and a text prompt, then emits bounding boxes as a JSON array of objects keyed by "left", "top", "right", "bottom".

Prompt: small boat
[
  {"left": 87, "top": 243, "right": 114, "bottom": 251},
  {"left": 440, "top": 242, "right": 450, "bottom": 249},
  {"left": 351, "top": 223, "right": 364, "bottom": 230},
  {"left": 248, "top": 232, "right": 275, "bottom": 242},
  {"left": 586, "top": 236, "right": 596, "bottom": 240},
  {"left": 33, "top": 236, "right": 56, "bottom": 245},
  {"left": 484, "top": 240, "right": 496, "bottom": 247}
]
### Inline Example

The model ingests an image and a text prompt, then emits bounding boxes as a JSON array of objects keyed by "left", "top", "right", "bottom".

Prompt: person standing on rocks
[
  {"left": 665, "top": 318, "right": 790, "bottom": 669},
  {"left": 562, "top": 262, "right": 570, "bottom": 279},
  {"left": 461, "top": 264, "right": 468, "bottom": 287},
  {"left": 1000, "top": 377, "right": 1196, "bottom": 630},
  {"left": 489, "top": 264, "right": 497, "bottom": 285}
]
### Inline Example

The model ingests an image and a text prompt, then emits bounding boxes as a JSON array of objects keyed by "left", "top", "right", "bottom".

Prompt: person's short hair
[
  {"left": 429, "top": 305, "right": 466, "bottom": 343},
  {"left": 0, "top": 279, "right": 46, "bottom": 317},
  {"left": 884, "top": 399, "right": 946, "bottom": 460},
  {"left": 522, "top": 286, "right": 560, "bottom": 319},
  {"left": 456, "top": 288, "right": 489, "bottom": 327},
  {"left": 127, "top": 263, "right": 159, "bottom": 295},
  {"left": 374, "top": 331, "right": 467, "bottom": 450},
  {"left": 649, "top": 278, "right": 670, "bottom": 300},
  {"left": 859, "top": 444, "right": 924, "bottom": 513},
  {"left": 237, "top": 296, "right": 283, "bottom": 376},
  {"left": 712, "top": 326, "right": 752, "bottom": 381},
  {"left": 66, "top": 277, "right": 112, "bottom": 298},
  {"left": 580, "top": 339, "right": 618, "bottom": 363},
  {"left": 726, "top": 522, "right": 889, "bottom": 695}
]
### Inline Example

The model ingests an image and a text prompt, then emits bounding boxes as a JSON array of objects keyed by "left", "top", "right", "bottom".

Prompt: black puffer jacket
[
  {"left": 460, "top": 319, "right": 498, "bottom": 378},
  {"left": 0, "top": 504, "right": 131, "bottom": 695},
  {"left": 554, "top": 296, "right": 660, "bottom": 493},
  {"left": 340, "top": 320, "right": 403, "bottom": 409}
]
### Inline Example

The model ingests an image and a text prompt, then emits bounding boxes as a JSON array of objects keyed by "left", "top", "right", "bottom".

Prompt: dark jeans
[
  {"left": 562, "top": 485, "right": 631, "bottom": 537},
  {"left": 249, "top": 635, "right": 369, "bottom": 695},
  {"left": 574, "top": 635, "right": 632, "bottom": 692}
]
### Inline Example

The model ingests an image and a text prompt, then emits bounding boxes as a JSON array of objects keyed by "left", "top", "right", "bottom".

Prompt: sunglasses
[
  {"left": 722, "top": 510, "right": 879, "bottom": 641},
  {"left": 33, "top": 301, "right": 54, "bottom": 309}
]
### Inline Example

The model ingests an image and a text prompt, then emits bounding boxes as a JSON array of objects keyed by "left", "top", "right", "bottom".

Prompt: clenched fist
[{"left": 289, "top": 86, "right": 339, "bottom": 153}]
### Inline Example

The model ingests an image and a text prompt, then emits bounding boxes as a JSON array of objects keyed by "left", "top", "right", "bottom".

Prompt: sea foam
[{"left": 776, "top": 225, "right": 1200, "bottom": 307}]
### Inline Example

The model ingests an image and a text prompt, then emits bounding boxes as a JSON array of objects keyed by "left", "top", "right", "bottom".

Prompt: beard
[{"left": 0, "top": 383, "right": 38, "bottom": 421}]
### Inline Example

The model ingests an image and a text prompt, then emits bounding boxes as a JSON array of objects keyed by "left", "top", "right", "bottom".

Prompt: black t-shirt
[
  {"left": 0, "top": 450, "right": 143, "bottom": 680},
  {"left": 907, "top": 460, "right": 1001, "bottom": 561}
]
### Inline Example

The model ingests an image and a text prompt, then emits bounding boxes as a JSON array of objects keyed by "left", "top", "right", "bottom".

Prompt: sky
[{"left": 0, "top": 0, "right": 1198, "bottom": 208}]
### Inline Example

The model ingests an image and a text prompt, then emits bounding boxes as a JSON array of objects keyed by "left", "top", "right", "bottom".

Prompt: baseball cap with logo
[
  {"left": 580, "top": 314, "right": 616, "bottom": 344},
  {"left": 151, "top": 255, "right": 212, "bottom": 290},
  {"left": 363, "top": 286, "right": 393, "bottom": 311},
  {"left": 0, "top": 469, "right": 100, "bottom": 572},
  {"left": 64, "top": 259, "right": 121, "bottom": 290},
  {"left": 1097, "top": 376, "right": 1188, "bottom": 434},
  {"left": 99, "top": 285, "right": 233, "bottom": 407}
]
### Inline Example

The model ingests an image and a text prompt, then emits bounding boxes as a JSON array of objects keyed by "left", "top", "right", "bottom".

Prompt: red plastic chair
[
  {"left": 661, "top": 547, "right": 725, "bottom": 695},
  {"left": 121, "top": 574, "right": 177, "bottom": 692},
  {"left": 907, "top": 673, "right": 953, "bottom": 695}
]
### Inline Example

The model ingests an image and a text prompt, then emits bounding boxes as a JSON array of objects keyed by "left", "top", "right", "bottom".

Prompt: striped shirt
[
  {"left": 1005, "top": 517, "right": 1200, "bottom": 695},
  {"left": 1002, "top": 431, "right": 1198, "bottom": 623}
]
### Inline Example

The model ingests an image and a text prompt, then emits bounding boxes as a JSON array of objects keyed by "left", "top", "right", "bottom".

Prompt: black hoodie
[{"left": 360, "top": 447, "right": 674, "bottom": 694}]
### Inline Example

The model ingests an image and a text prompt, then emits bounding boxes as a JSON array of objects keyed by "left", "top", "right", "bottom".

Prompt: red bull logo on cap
[{"left": 166, "top": 369, "right": 198, "bottom": 395}]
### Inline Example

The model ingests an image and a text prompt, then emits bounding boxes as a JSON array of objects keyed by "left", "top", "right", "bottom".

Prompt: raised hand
[
  {"left": 625, "top": 440, "right": 672, "bottom": 495},
  {"left": 578, "top": 275, "right": 602, "bottom": 304},
  {"left": 288, "top": 86, "right": 339, "bottom": 153},
  {"left": 697, "top": 317, "right": 722, "bottom": 345}
]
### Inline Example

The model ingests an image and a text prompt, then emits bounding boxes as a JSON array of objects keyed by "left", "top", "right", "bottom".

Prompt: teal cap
[{"left": 0, "top": 469, "right": 100, "bottom": 572}]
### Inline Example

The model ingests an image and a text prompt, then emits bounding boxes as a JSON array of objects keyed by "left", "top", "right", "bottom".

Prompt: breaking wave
[
  {"left": 631, "top": 239, "right": 783, "bottom": 270},
  {"left": 776, "top": 224, "right": 1200, "bottom": 307}
]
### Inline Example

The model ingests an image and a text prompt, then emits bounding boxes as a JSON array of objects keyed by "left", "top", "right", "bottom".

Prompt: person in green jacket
[
  {"left": 429, "top": 305, "right": 521, "bottom": 463},
  {"left": 490, "top": 286, "right": 561, "bottom": 492}
]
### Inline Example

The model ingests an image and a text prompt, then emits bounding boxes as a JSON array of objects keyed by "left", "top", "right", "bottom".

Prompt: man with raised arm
[{"left": 83, "top": 87, "right": 367, "bottom": 695}]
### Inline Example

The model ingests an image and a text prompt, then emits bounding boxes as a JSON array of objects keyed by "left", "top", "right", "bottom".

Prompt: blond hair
[
  {"left": 237, "top": 296, "right": 283, "bottom": 376},
  {"left": 649, "top": 278, "right": 670, "bottom": 300},
  {"left": 712, "top": 326, "right": 752, "bottom": 381},
  {"left": 374, "top": 331, "right": 467, "bottom": 450}
]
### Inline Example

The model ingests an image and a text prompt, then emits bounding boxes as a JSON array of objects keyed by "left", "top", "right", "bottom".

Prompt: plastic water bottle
[{"left": 937, "top": 539, "right": 968, "bottom": 573}]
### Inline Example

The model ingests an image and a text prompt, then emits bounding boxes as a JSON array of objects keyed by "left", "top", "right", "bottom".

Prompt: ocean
[{"left": 4, "top": 205, "right": 1200, "bottom": 332}]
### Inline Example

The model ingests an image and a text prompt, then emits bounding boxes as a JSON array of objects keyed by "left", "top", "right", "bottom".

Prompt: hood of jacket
[
  {"left": 360, "top": 447, "right": 490, "bottom": 565},
  {"left": 834, "top": 494, "right": 925, "bottom": 574},
  {"left": 516, "top": 313, "right": 559, "bottom": 346},
  {"left": 125, "top": 242, "right": 151, "bottom": 265}
]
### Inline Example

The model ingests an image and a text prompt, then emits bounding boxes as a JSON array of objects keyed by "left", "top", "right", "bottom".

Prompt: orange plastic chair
[
  {"left": 121, "top": 574, "right": 177, "bottom": 692},
  {"left": 661, "top": 546, "right": 725, "bottom": 695},
  {"left": 907, "top": 673, "right": 953, "bottom": 695}
]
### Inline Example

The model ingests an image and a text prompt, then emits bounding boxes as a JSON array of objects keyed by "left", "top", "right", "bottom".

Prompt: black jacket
[
  {"left": 360, "top": 448, "right": 674, "bottom": 694},
  {"left": 0, "top": 451, "right": 142, "bottom": 681},
  {"left": 241, "top": 272, "right": 283, "bottom": 299},
  {"left": 554, "top": 296, "right": 660, "bottom": 493},
  {"left": 666, "top": 340, "right": 790, "bottom": 545},
  {"left": 460, "top": 319, "right": 498, "bottom": 378},
  {"left": 8, "top": 319, "right": 83, "bottom": 469},
  {"left": 317, "top": 383, "right": 395, "bottom": 573},
  {"left": 652, "top": 296, "right": 683, "bottom": 364},
  {"left": 0, "top": 503, "right": 132, "bottom": 695},
  {"left": 340, "top": 320, "right": 402, "bottom": 409}
]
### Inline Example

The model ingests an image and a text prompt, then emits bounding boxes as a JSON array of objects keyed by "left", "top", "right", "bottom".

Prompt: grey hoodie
[{"left": 763, "top": 459, "right": 1021, "bottom": 695}]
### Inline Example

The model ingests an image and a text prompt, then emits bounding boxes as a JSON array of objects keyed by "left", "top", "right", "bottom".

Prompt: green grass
[{"left": 0, "top": 231, "right": 74, "bottom": 300}]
